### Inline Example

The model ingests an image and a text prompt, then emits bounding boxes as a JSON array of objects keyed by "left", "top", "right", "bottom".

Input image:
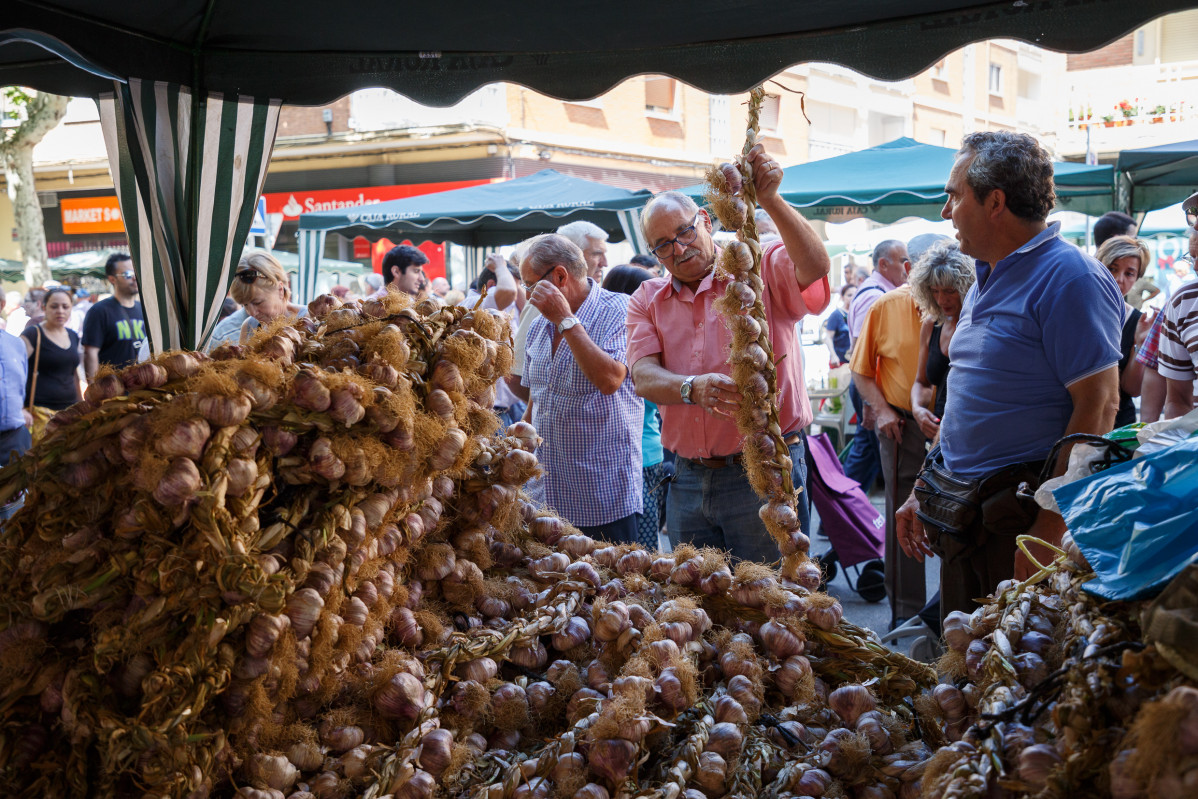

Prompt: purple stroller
[{"left": 805, "top": 433, "right": 887, "bottom": 602}]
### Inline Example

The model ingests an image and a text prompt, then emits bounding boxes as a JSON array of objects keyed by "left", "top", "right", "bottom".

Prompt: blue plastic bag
[{"left": 1052, "top": 436, "right": 1198, "bottom": 601}]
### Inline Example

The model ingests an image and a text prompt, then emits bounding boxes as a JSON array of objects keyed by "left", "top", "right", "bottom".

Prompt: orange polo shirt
[{"left": 849, "top": 286, "right": 922, "bottom": 412}]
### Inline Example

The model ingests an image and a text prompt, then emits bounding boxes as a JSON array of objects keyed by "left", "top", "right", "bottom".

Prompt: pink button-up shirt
[{"left": 626, "top": 241, "right": 830, "bottom": 460}]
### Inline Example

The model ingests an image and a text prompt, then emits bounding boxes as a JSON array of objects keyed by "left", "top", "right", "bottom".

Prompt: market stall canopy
[
  {"left": 295, "top": 170, "right": 653, "bottom": 303},
  {"left": 1115, "top": 139, "right": 1198, "bottom": 215},
  {"left": 3, "top": 1, "right": 1195, "bottom": 106},
  {"left": 298, "top": 170, "right": 651, "bottom": 246},
  {"left": 680, "top": 138, "right": 1116, "bottom": 225}
]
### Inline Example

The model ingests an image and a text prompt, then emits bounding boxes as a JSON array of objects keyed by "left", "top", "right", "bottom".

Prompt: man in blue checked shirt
[
  {"left": 519, "top": 233, "right": 643, "bottom": 543},
  {"left": 0, "top": 331, "right": 33, "bottom": 519}
]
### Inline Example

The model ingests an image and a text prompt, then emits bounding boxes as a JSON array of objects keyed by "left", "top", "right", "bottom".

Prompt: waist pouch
[{"left": 914, "top": 446, "right": 1043, "bottom": 541}]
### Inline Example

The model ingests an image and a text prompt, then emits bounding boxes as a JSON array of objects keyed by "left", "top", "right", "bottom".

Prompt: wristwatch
[
  {"left": 681, "top": 376, "right": 697, "bottom": 404},
  {"left": 557, "top": 316, "right": 580, "bottom": 334}
]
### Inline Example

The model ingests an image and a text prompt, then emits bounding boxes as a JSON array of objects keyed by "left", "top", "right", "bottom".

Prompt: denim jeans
[
  {"left": 579, "top": 513, "right": 639, "bottom": 545},
  {"left": 843, "top": 382, "right": 880, "bottom": 493},
  {"left": 666, "top": 436, "right": 809, "bottom": 564},
  {"left": 496, "top": 400, "right": 527, "bottom": 430}
]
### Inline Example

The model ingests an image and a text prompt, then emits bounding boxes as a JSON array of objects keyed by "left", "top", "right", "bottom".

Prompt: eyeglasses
[
  {"left": 235, "top": 269, "right": 261, "bottom": 284},
  {"left": 521, "top": 264, "right": 558, "bottom": 292},
  {"left": 649, "top": 214, "right": 700, "bottom": 260},
  {"left": 1186, "top": 206, "right": 1197, "bottom": 228}
]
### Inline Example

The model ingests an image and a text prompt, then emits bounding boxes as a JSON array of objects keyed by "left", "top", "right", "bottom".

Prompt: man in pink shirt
[{"left": 627, "top": 144, "right": 831, "bottom": 563}]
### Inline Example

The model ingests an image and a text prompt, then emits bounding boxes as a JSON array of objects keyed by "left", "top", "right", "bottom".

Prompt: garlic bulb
[
  {"left": 695, "top": 750, "right": 727, "bottom": 796},
  {"left": 828, "top": 684, "right": 876, "bottom": 726},
  {"left": 457, "top": 657, "right": 498, "bottom": 683},
  {"left": 573, "top": 784, "right": 610, "bottom": 799},
  {"left": 1018, "top": 743, "right": 1063, "bottom": 790},
  {"left": 774, "top": 655, "right": 812, "bottom": 698},
  {"left": 759, "top": 620, "right": 805, "bottom": 659},
  {"left": 246, "top": 613, "right": 290, "bottom": 658},
  {"left": 375, "top": 671, "right": 427, "bottom": 720},
  {"left": 587, "top": 738, "right": 638, "bottom": 783},
  {"left": 551, "top": 616, "right": 591, "bottom": 651},
  {"left": 284, "top": 588, "right": 324, "bottom": 639},
  {"left": 322, "top": 725, "right": 364, "bottom": 754},
  {"left": 418, "top": 728, "right": 453, "bottom": 777},
  {"left": 704, "top": 723, "right": 744, "bottom": 759}
]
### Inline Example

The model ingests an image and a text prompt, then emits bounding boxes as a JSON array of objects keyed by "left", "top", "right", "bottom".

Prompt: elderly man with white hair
[
  {"left": 519, "top": 233, "right": 643, "bottom": 542},
  {"left": 557, "top": 220, "right": 609, "bottom": 281},
  {"left": 626, "top": 144, "right": 831, "bottom": 564}
]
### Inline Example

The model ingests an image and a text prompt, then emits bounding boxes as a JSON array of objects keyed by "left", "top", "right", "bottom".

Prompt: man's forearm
[
  {"left": 505, "top": 374, "right": 530, "bottom": 402},
  {"left": 1057, "top": 367, "right": 1119, "bottom": 476},
  {"left": 1163, "top": 376, "right": 1195, "bottom": 421},
  {"left": 760, "top": 195, "right": 830, "bottom": 288},
  {"left": 631, "top": 357, "right": 687, "bottom": 406},
  {"left": 851, "top": 371, "right": 888, "bottom": 413},
  {"left": 563, "top": 328, "right": 627, "bottom": 395},
  {"left": 83, "top": 348, "right": 99, "bottom": 379}
]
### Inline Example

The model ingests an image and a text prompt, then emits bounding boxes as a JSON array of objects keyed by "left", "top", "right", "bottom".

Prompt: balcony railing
[{"left": 1063, "top": 59, "right": 1198, "bottom": 134}]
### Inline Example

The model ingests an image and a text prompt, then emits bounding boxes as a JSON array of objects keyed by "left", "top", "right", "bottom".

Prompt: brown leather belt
[{"left": 691, "top": 432, "right": 802, "bottom": 469}]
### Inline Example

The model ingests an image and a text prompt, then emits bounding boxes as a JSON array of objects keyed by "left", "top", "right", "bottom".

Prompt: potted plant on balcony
[
  {"left": 1118, "top": 100, "right": 1137, "bottom": 125},
  {"left": 1102, "top": 113, "right": 1116, "bottom": 128},
  {"left": 1152, "top": 104, "right": 1167, "bottom": 124}
]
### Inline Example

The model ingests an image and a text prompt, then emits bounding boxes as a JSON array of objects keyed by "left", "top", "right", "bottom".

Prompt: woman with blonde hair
[
  {"left": 908, "top": 241, "right": 976, "bottom": 443},
  {"left": 1095, "top": 235, "right": 1155, "bottom": 428},
  {"left": 230, "top": 251, "right": 308, "bottom": 343}
]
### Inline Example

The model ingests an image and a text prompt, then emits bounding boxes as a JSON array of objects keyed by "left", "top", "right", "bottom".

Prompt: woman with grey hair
[
  {"left": 1095, "top": 234, "right": 1154, "bottom": 428},
  {"left": 908, "top": 241, "right": 976, "bottom": 441}
]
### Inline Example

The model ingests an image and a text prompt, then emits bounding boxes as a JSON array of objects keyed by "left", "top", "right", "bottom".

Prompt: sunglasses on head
[{"left": 235, "top": 269, "right": 262, "bottom": 284}]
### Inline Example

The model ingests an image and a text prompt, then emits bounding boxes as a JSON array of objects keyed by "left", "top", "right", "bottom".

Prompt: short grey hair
[
  {"left": 1095, "top": 235, "right": 1151, "bottom": 280},
  {"left": 522, "top": 233, "right": 587, "bottom": 280},
  {"left": 871, "top": 239, "right": 904, "bottom": 268},
  {"left": 641, "top": 191, "right": 701, "bottom": 239},
  {"left": 908, "top": 241, "right": 976, "bottom": 324},
  {"left": 556, "top": 220, "right": 608, "bottom": 251},
  {"left": 958, "top": 131, "right": 1055, "bottom": 223},
  {"left": 363, "top": 273, "right": 384, "bottom": 292}
]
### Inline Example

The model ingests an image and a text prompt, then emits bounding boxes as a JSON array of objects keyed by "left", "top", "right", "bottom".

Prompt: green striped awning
[{"left": 98, "top": 79, "right": 281, "bottom": 353}]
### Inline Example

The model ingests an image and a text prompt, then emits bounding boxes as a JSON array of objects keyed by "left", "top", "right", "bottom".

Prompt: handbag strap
[{"left": 27, "top": 325, "right": 42, "bottom": 412}]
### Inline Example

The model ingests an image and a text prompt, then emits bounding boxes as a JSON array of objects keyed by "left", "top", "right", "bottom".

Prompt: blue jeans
[
  {"left": 843, "top": 382, "right": 880, "bottom": 493},
  {"left": 579, "top": 513, "right": 638, "bottom": 545},
  {"left": 666, "top": 437, "right": 809, "bottom": 564},
  {"left": 496, "top": 400, "right": 527, "bottom": 430}
]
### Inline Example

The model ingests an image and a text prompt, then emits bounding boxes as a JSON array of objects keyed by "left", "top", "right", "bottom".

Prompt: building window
[
  {"left": 645, "top": 77, "right": 678, "bottom": 115},
  {"left": 932, "top": 59, "right": 947, "bottom": 80},
  {"left": 760, "top": 94, "right": 781, "bottom": 132},
  {"left": 928, "top": 128, "right": 946, "bottom": 147},
  {"left": 988, "top": 63, "right": 1003, "bottom": 95}
]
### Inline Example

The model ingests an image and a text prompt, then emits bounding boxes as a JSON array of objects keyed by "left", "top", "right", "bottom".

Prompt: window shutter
[
  {"left": 645, "top": 77, "right": 677, "bottom": 111},
  {"left": 761, "top": 94, "right": 780, "bottom": 130}
]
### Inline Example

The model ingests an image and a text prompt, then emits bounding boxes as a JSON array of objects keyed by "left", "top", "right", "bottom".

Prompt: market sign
[
  {"left": 263, "top": 181, "right": 491, "bottom": 220},
  {"left": 61, "top": 196, "right": 124, "bottom": 234}
]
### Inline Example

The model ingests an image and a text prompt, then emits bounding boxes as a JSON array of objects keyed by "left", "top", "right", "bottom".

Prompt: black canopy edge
[{"left": 1, "top": 0, "right": 1193, "bottom": 107}]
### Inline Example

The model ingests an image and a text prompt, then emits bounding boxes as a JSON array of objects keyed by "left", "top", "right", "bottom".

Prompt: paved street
[{"left": 810, "top": 485, "right": 942, "bottom": 660}]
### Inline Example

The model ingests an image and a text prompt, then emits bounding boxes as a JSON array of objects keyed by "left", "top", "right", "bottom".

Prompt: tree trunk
[{"left": 0, "top": 92, "right": 70, "bottom": 287}]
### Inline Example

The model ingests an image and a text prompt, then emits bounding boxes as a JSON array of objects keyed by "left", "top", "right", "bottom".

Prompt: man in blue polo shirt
[{"left": 896, "top": 131, "right": 1122, "bottom": 619}]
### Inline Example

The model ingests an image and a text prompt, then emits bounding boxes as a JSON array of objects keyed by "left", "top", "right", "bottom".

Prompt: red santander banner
[
  {"left": 262, "top": 181, "right": 490, "bottom": 220},
  {"left": 263, "top": 180, "right": 492, "bottom": 282}
]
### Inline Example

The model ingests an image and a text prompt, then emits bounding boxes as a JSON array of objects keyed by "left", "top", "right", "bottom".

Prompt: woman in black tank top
[{"left": 908, "top": 242, "right": 977, "bottom": 442}]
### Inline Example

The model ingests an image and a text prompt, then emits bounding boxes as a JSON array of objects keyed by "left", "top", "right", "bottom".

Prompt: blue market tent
[
  {"left": 1115, "top": 139, "right": 1198, "bottom": 215},
  {"left": 296, "top": 169, "right": 652, "bottom": 303},
  {"left": 681, "top": 138, "right": 1116, "bottom": 225}
]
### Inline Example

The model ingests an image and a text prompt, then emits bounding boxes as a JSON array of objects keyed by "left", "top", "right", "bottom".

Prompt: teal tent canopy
[
  {"left": 1115, "top": 139, "right": 1198, "bottom": 215},
  {"left": 296, "top": 169, "right": 653, "bottom": 303},
  {"left": 681, "top": 138, "right": 1115, "bottom": 225}
]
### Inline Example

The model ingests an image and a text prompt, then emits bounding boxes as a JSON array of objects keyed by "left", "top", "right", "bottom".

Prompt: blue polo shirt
[{"left": 940, "top": 222, "right": 1122, "bottom": 479}]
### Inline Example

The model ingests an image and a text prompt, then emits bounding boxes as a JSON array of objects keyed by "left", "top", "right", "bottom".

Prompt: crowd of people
[{"left": 3, "top": 131, "right": 1197, "bottom": 639}]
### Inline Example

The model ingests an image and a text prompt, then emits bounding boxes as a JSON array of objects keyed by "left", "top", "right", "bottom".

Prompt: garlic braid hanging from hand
[{"left": 705, "top": 87, "right": 814, "bottom": 587}]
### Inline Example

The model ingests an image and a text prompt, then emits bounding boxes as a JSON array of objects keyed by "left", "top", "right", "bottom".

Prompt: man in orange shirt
[{"left": 850, "top": 236, "right": 939, "bottom": 629}]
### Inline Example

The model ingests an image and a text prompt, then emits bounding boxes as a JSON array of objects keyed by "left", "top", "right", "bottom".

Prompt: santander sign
[{"left": 264, "top": 180, "right": 491, "bottom": 220}]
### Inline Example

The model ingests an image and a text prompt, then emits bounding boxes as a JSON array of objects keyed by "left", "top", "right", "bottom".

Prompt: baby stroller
[{"left": 805, "top": 432, "right": 887, "bottom": 601}]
